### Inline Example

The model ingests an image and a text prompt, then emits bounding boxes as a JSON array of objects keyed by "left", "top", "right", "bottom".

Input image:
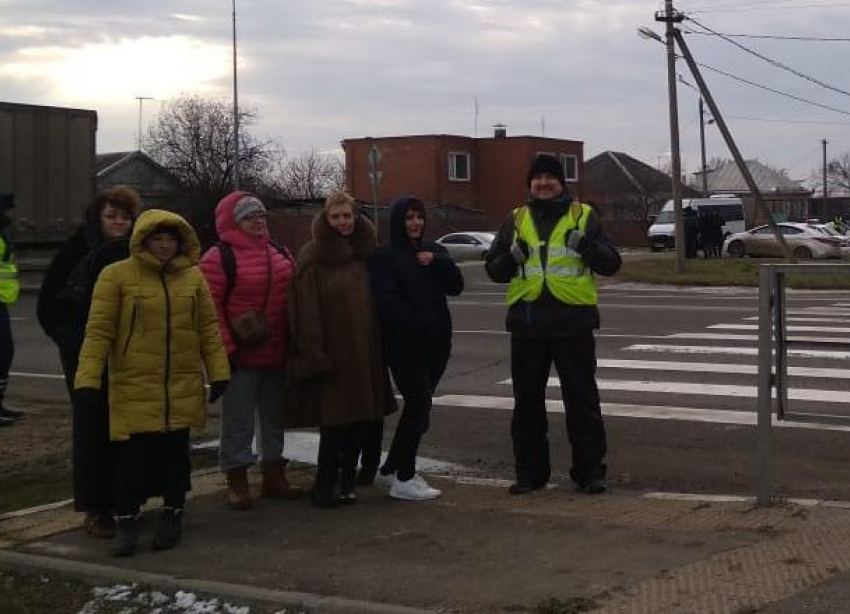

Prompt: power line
[
  {"left": 687, "top": 16, "right": 850, "bottom": 98},
  {"left": 684, "top": 30, "right": 850, "bottom": 42},
  {"left": 724, "top": 114, "right": 850, "bottom": 126},
  {"left": 695, "top": 60, "right": 850, "bottom": 117},
  {"left": 687, "top": 2, "right": 850, "bottom": 14}
]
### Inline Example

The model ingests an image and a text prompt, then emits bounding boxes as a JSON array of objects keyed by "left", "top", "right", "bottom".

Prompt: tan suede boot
[
  {"left": 226, "top": 467, "right": 253, "bottom": 510},
  {"left": 260, "top": 459, "right": 304, "bottom": 500}
]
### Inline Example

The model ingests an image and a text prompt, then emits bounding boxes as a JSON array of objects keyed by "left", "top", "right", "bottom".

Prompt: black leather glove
[
  {"left": 510, "top": 239, "right": 530, "bottom": 264},
  {"left": 74, "top": 387, "right": 102, "bottom": 410},
  {"left": 208, "top": 380, "right": 229, "bottom": 404}
]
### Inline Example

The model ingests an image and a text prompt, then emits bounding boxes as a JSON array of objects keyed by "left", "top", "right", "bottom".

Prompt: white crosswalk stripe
[{"left": 485, "top": 297, "right": 850, "bottom": 433}]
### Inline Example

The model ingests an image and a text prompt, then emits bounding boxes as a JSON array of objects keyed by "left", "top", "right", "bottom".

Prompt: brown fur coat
[{"left": 282, "top": 213, "right": 396, "bottom": 428}]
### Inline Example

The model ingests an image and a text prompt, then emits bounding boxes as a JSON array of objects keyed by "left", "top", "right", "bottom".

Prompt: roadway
[{"left": 9, "top": 263, "right": 850, "bottom": 500}]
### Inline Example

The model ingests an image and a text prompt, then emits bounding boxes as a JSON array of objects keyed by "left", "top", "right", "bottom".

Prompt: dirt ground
[{"left": 0, "top": 394, "right": 222, "bottom": 514}]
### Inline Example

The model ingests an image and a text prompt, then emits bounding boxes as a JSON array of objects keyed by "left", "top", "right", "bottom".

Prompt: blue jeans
[{"left": 219, "top": 368, "right": 285, "bottom": 471}]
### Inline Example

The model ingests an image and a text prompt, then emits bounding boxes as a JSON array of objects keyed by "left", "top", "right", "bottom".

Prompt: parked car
[
  {"left": 436, "top": 231, "right": 495, "bottom": 261},
  {"left": 810, "top": 223, "right": 850, "bottom": 258},
  {"left": 723, "top": 223, "right": 842, "bottom": 259}
]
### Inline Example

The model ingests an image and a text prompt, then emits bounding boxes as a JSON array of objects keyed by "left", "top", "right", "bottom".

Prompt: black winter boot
[
  {"left": 152, "top": 507, "right": 183, "bottom": 551},
  {"left": 311, "top": 430, "right": 340, "bottom": 508},
  {"left": 111, "top": 515, "right": 138, "bottom": 557}
]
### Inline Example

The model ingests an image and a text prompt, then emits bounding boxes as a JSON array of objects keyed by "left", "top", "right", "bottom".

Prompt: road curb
[{"left": 0, "top": 549, "right": 432, "bottom": 614}]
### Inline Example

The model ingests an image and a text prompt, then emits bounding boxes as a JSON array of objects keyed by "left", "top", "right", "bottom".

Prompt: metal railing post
[{"left": 757, "top": 265, "right": 774, "bottom": 506}]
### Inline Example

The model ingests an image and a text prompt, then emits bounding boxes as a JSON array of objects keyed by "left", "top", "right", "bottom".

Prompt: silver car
[
  {"left": 724, "top": 223, "right": 842, "bottom": 259},
  {"left": 436, "top": 232, "right": 495, "bottom": 261}
]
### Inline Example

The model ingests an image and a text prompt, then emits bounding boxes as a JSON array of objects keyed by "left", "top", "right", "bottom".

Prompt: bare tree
[
  {"left": 275, "top": 150, "right": 346, "bottom": 200},
  {"left": 145, "top": 95, "right": 275, "bottom": 242},
  {"left": 828, "top": 153, "right": 850, "bottom": 194}
]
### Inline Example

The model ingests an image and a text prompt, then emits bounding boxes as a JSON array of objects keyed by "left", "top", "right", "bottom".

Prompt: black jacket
[
  {"left": 37, "top": 211, "right": 130, "bottom": 362},
  {"left": 369, "top": 196, "right": 464, "bottom": 366},
  {"left": 485, "top": 194, "right": 621, "bottom": 337}
]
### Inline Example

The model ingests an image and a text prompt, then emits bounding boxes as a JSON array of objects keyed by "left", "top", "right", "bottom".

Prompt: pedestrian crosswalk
[{"left": 480, "top": 294, "right": 850, "bottom": 432}]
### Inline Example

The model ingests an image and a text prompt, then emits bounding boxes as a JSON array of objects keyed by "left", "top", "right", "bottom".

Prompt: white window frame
[
  {"left": 560, "top": 154, "right": 579, "bottom": 183},
  {"left": 448, "top": 151, "right": 471, "bottom": 182}
]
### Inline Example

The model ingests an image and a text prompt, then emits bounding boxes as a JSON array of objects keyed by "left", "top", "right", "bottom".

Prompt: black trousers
[
  {"left": 114, "top": 429, "right": 190, "bottom": 516},
  {"left": 316, "top": 422, "right": 372, "bottom": 491},
  {"left": 0, "top": 303, "right": 12, "bottom": 406},
  {"left": 383, "top": 352, "right": 448, "bottom": 481},
  {"left": 356, "top": 419, "right": 383, "bottom": 473},
  {"left": 510, "top": 333, "right": 607, "bottom": 487}
]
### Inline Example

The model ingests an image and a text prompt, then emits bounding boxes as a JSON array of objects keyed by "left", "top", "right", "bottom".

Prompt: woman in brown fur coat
[{"left": 285, "top": 192, "right": 395, "bottom": 507}]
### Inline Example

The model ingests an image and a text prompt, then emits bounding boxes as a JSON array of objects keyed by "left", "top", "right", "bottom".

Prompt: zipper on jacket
[
  {"left": 160, "top": 270, "right": 172, "bottom": 431},
  {"left": 122, "top": 303, "right": 137, "bottom": 356}
]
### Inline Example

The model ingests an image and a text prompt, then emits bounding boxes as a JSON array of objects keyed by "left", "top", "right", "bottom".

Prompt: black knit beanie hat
[{"left": 526, "top": 154, "right": 566, "bottom": 187}]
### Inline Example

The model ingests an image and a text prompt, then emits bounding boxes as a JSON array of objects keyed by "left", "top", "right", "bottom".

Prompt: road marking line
[
  {"left": 668, "top": 332, "right": 850, "bottom": 344},
  {"left": 589, "top": 359, "right": 850, "bottom": 379},
  {"left": 9, "top": 371, "right": 65, "bottom": 380},
  {"left": 709, "top": 323, "right": 850, "bottom": 333},
  {"left": 495, "top": 378, "right": 848, "bottom": 403},
  {"left": 625, "top": 344, "right": 850, "bottom": 359},
  {"left": 743, "top": 316, "right": 850, "bottom": 323},
  {"left": 432, "top": 394, "right": 850, "bottom": 432}
]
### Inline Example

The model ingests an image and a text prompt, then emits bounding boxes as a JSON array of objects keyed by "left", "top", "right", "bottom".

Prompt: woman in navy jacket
[{"left": 369, "top": 195, "right": 463, "bottom": 500}]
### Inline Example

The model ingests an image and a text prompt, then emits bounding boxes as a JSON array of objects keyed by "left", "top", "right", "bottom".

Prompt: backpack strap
[{"left": 218, "top": 242, "right": 237, "bottom": 308}]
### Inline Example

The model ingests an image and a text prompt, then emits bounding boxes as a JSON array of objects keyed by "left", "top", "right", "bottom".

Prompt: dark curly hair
[{"left": 92, "top": 185, "right": 141, "bottom": 218}]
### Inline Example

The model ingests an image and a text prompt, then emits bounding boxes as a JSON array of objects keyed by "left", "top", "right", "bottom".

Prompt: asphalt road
[{"left": 9, "top": 262, "right": 850, "bottom": 500}]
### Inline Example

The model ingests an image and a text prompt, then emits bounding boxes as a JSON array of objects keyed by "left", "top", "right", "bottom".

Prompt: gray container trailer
[{"left": 0, "top": 102, "right": 97, "bottom": 244}]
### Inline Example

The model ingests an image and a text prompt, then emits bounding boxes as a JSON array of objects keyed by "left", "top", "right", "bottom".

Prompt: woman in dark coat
[
  {"left": 37, "top": 185, "right": 139, "bottom": 537},
  {"left": 285, "top": 192, "right": 396, "bottom": 507},
  {"left": 369, "top": 195, "right": 464, "bottom": 501}
]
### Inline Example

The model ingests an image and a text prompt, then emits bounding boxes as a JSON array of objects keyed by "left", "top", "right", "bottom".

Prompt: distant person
[
  {"left": 485, "top": 154, "right": 621, "bottom": 496},
  {"left": 370, "top": 195, "right": 464, "bottom": 501},
  {"left": 684, "top": 207, "right": 699, "bottom": 259},
  {"left": 37, "top": 186, "right": 139, "bottom": 538},
  {"left": 710, "top": 211, "right": 724, "bottom": 258},
  {"left": 286, "top": 192, "right": 396, "bottom": 507},
  {"left": 74, "top": 210, "right": 230, "bottom": 557},
  {"left": 0, "top": 192, "right": 21, "bottom": 427},
  {"left": 200, "top": 192, "right": 302, "bottom": 510}
]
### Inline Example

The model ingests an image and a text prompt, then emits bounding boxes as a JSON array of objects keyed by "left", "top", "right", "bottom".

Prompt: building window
[
  {"left": 448, "top": 151, "right": 471, "bottom": 182},
  {"left": 561, "top": 154, "right": 579, "bottom": 182}
]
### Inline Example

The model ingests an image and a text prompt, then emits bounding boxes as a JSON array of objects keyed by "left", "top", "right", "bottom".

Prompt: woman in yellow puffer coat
[{"left": 75, "top": 209, "right": 230, "bottom": 557}]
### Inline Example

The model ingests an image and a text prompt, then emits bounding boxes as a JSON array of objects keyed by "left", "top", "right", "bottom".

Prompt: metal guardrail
[{"left": 757, "top": 263, "right": 850, "bottom": 506}]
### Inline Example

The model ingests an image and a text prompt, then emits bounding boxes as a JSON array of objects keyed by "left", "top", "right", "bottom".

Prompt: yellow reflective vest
[
  {"left": 0, "top": 233, "right": 19, "bottom": 305},
  {"left": 506, "top": 202, "right": 597, "bottom": 307}
]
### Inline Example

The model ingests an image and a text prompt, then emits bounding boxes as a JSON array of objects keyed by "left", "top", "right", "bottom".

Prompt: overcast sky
[{"left": 3, "top": 0, "right": 850, "bottom": 186}]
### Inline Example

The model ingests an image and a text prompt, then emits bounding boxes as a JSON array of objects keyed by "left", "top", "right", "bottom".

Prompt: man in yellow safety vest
[
  {"left": 485, "top": 155, "right": 621, "bottom": 495},
  {"left": 0, "top": 192, "right": 22, "bottom": 426}
]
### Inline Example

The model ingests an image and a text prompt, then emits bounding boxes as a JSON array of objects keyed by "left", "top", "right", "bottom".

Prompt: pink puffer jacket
[{"left": 199, "top": 191, "right": 294, "bottom": 368}]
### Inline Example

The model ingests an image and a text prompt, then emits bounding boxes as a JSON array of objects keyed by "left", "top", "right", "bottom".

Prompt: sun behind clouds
[{"left": 0, "top": 35, "right": 232, "bottom": 103}]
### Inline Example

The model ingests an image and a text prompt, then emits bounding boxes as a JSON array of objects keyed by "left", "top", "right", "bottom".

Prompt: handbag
[{"left": 228, "top": 246, "right": 272, "bottom": 348}]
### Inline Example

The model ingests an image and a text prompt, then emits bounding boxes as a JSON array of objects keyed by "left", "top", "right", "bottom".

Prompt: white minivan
[{"left": 647, "top": 196, "right": 746, "bottom": 251}]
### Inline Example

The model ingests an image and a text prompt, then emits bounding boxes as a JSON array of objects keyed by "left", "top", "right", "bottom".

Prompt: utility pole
[
  {"left": 699, "top": 97, "right": 708, "bottom": 197},
  {"left": 823, "top": 139, "right": 828, "bottom": 198},
  {"left": 368, "top": 144, "right": 382, "bottom": 238},
  {"left": 134, "top": 96, "right": 153, "bottom": 152},
  {"left": 656, "top": 1, "right": 686, "bottom": 273},
  {"left": 231, "top": 0, "right": 240, "bottom": 190}
]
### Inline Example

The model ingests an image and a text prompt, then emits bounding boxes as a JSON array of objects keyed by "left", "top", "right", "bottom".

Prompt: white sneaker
[{"left": 389, "top": 474, "right": 442, "bottom": 501}]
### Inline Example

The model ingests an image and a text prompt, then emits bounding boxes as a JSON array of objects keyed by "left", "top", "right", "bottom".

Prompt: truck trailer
[{"left": 0, "top": 102, "right": 97, "bottom": 244}]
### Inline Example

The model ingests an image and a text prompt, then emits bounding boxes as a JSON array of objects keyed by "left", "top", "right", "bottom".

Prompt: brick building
[{"left": 341, "top": 128, "right": 583, "bottom": 224}]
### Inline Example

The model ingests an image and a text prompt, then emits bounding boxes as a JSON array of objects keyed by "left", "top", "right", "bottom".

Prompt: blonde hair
[{"left": 323, "top": 192, "right": 356, "bottom": 214}]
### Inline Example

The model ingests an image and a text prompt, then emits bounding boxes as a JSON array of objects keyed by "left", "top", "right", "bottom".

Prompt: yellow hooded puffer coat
[{"left": 75, "top": 209, "right": 230, "bottom": 441}]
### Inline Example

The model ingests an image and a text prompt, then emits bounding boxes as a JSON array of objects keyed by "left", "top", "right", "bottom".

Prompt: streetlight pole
[
  {"left": 231, "top": 0, "right": 240, "bottom": 190},
  {"left": 134, "top": 95, "right": 153, "bottom": 152}
]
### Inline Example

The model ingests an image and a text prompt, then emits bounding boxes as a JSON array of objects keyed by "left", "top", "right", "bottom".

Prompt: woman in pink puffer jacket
[{"left": 200, "top": 191, "right": 302, "bottom": 509}]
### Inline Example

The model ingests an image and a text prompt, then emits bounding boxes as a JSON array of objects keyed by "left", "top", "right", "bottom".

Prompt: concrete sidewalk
[{"left": 5, "top": 466, "right": 850, "bottom": 613}]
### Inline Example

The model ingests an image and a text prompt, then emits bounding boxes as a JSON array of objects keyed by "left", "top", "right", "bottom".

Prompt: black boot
[
  {"left": 311, "top": 429, "right": 341, "bottom": 508},
  {"left": 338, "top": 434, "right": 358, "bottom": 505},
  {"left": 111, "top": 515, "right": 138, "bottom": 557},
  {"left": 152, "top": 507, "right": 183, "bottom": 551}
]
